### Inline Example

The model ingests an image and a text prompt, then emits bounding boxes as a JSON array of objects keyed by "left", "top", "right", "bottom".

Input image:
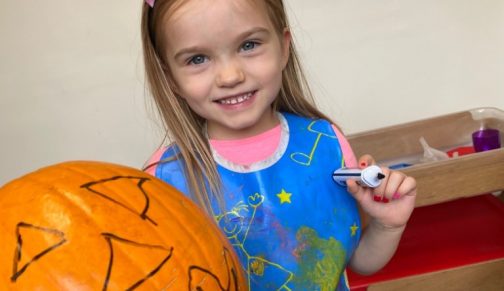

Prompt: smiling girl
[{"left": 142, "top": 0, "right": 417, "bottom": 290}]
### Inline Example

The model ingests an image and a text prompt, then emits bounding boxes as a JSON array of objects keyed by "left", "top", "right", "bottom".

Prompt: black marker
[{"left": 332, "top": 165, "right": 385, "bottom": 188}]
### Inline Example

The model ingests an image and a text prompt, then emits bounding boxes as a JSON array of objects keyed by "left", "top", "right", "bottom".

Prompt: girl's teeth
[{"left": 219, "top": 92, "right": 252, "bottom": 105}]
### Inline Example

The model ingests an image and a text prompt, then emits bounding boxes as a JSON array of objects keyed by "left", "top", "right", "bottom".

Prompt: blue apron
[{"left": 155, "top": 112, "right": 361, "bottom": 291}]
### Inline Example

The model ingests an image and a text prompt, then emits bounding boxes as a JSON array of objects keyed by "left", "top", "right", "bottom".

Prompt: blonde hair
[{"left": 141, "top": 0, "right": 335, "bottom": 215}]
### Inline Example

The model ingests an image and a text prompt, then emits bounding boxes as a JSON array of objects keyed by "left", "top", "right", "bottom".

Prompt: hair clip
[{"left": 145, "top": 0, "right": 155, "bottom": 8}]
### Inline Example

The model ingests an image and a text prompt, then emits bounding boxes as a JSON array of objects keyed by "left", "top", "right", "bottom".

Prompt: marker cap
[{"left": 360, "top": 165, "right": 384, "bottom": 188}]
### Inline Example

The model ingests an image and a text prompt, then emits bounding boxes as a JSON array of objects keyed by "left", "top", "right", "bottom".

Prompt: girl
[{"left": 141, "top": 0, "right": 417, "bottom": 290}]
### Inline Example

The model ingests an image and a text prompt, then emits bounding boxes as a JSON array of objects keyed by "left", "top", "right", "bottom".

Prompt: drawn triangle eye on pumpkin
[
  {"left": 100, "top": 233, "right": 174, "bottom": 290},
  {"left": 11, "top": 222, "right": 66, "bottom": 282},
  {"left": 80, "top": 176, "right": 157, "bottom": 225}
]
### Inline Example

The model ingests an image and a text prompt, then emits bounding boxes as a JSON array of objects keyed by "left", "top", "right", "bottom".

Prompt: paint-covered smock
[{"left": 151, "top": 112, "right": 361, "bottom": 291}]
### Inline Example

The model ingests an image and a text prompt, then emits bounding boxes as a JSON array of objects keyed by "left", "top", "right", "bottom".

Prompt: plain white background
[{"left": 1, "top": 0, "right": 503, "bottom": 185}]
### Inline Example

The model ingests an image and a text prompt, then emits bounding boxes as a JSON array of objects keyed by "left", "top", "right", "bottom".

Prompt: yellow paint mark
[
  {"left": 350, "top": 222, "right": 359, "bottom": 237},
  {"left": 277, "top": 189, "right": 292, "bottom": 204}
]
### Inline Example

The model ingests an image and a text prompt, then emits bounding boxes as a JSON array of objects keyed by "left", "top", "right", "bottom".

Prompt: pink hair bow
[{"left": 145, "top": 0, "right": 155, "bottom": 8}]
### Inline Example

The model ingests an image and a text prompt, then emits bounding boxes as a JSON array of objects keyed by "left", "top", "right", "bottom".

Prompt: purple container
[{"left": 472, "top": 129, "right": 501, "bottom": 152}]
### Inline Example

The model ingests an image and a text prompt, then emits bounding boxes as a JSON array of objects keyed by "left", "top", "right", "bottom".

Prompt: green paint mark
[{"left": 293, "top": 226, "right": 346, "bottom": 291}]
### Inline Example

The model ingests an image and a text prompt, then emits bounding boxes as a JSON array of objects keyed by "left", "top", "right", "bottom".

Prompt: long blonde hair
[{"left": 141, "top": 0, "right": 335, "bottom": 215}]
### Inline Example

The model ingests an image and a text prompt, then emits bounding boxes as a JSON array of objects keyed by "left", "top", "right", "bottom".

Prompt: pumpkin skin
[{"left": 0, "top": 161, "right": 247, "bottom": 290}]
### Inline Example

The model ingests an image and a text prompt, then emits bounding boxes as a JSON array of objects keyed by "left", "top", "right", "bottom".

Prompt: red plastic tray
[{"left": 348, "top": 194, "right": 504, "bottom": 289}]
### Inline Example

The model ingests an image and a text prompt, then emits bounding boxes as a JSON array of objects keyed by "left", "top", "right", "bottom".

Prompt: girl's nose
[{"left": 216, "top": 61, "right": 245, "bottom": 87}]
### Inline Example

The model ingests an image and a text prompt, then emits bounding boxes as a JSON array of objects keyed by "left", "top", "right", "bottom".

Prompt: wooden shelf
[
  {"left": 346, "top": 108, "right": 504, "bottom": 289},
  {"left": 347, "top": 107, "right": 504, "bottom": 207}
]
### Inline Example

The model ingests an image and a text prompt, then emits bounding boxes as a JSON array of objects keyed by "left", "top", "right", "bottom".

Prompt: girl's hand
[{"left": 346, "top": 154, "right": 417, "bottom": 230}]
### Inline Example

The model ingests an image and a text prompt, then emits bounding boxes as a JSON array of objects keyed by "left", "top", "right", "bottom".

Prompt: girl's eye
[
  {"left": 188, "top": 55, "right": 207, "bottom": 65},
  {"left": 241, "top": 41, "right": 258, "bottom": 51}
]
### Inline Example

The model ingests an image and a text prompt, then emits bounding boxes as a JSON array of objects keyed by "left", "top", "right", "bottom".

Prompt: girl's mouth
[{"left": 215, "top": 91, "right": 255, "bottom": 105}]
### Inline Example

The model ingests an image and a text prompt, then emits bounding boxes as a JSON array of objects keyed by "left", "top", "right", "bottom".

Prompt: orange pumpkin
[{"left": 0, "top": 161, "right": 247, "bottom": 290}]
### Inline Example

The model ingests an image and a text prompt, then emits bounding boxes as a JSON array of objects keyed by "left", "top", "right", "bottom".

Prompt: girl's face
[{"left": 161, "top": 0, "right": 290, "bottom": 139}]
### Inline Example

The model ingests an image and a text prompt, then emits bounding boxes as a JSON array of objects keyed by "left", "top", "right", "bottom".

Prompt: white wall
[
  {"left": 288, "top": 0, "right": 504, "bottom": 132},
  {"left": 1, "top": 0, "right": 503, "bottom": 185}
]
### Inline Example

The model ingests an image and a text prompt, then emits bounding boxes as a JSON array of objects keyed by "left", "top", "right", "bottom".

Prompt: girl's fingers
[
  {"left": 358, "top": 154, "right": 375, "bottom": 169},
  {"left": 383, "top": 171, "right": 408, "bottom": 200},
  {"left": 347, "top": 161, "right": 416, "bottom": 205},
  {"left": 396, "top": 176, "right": 417, "bottom": 198},
  {"left": 346, "top": 179, "right": 362, "bottom": 199},
  {"left": 380, "top": 173, "right": 416, "bottom": 203},
  {"left": 347, "top": 179, "right": 372, "bottom": 204},
  {"left": 371, "top": 167, "right": 390, "bottom": 201}
]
